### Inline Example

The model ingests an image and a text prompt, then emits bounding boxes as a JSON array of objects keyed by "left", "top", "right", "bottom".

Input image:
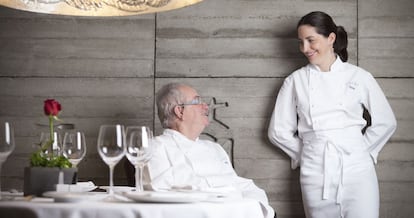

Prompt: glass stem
[
  {"left": 109, "top": 164, "right": 114, "bottom": 196},
  {"left": 134, "top": 165, "right": 139, "bottom": 191},
  {"left": 136, "top": 165, "right": 144, "bottom": 192}
]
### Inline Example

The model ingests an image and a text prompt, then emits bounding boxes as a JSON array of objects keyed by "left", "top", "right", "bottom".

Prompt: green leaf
[{"left": 30, "top": 151, "right": 72, "bottom": 168}]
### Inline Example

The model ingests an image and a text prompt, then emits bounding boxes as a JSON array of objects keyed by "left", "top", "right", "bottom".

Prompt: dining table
[{"left": 0, "top": 189, "right": 267, "bottom": 218}]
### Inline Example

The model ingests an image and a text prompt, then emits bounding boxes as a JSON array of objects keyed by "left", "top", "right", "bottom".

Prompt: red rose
[{"left": 44, "top": 99, "right": 61, "bottom": 116}]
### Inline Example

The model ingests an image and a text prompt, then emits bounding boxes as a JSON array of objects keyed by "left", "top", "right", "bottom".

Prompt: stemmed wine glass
[
  {"left": 97, "top": 124, "right": 126, "bottom": 200},
  {"left": 62, "top": 131, "right": 87, "bottom": 168},
  {"left": 125, "top": 126, "right": 153, "bottom": 192},
  {"left": 0, "top": 122, "right": 15, "bottom": 200},
  {"left": 39, "top": 131, "right": 61, "bottom": 156}
]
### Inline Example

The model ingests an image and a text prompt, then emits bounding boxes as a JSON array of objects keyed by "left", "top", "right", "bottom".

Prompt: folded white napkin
[{"left": 55, "top": 181, "right": 96, "bottom": 192}]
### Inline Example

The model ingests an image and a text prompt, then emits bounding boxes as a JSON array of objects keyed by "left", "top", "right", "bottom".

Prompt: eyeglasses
[{"left": 178, "top": 96, "right": 205, "bottom": 107}]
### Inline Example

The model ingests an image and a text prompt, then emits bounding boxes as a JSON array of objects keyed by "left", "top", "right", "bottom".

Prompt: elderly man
[{"left": 146, "top": 83, "right": 275, "bottom": 218}]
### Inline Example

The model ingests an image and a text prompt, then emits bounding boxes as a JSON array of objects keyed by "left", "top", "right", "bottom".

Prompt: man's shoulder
[
  {"left": 154, "top": 133, "right": 172, "bottom": 143},
  {"left": 197, "top": 138, "right": 221, "bottom": 146}
]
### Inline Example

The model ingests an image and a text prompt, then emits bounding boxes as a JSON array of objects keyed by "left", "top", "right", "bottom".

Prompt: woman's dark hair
[{"left": 297, "top": 11, "right": 348, "bottom": 62}]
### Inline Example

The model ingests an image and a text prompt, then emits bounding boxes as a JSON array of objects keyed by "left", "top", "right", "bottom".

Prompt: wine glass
[
  {"left": 97, "top": 124, "right": 126, "bottom": 200},
  {"left": 62, "top": 131, "right": 86, "bottom": 168},
  {"left": 39, "top": 131, "right": 61, "bottom": 156},
  {"left": 125, "top": 126, "right": 153, "bottom": 192},
  {"left": 0, "top": 122, "right": 15, "bottom": 200}
]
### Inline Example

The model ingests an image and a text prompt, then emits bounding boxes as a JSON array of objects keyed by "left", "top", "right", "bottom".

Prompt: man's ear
[{"left": 174, "top": 105, "right": 183, "bottom": 119}]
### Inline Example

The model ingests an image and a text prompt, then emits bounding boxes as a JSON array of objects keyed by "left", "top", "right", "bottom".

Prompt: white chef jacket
[
  {"left": 268, "top": 57, "right": 397, "bottom": 218},
  {"left": 146, "top": 129, "right": 274, "bottom": 218},
  {"left": 268, "top": 57, "right": 397, "bottom": 169}
]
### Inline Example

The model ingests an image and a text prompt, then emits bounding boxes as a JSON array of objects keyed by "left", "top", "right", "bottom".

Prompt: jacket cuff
[{"left": 291, "top": 159, "right": 300, "bottom": 169}]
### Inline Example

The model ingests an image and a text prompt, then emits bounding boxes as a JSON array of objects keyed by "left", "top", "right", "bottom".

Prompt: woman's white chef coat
[
  {"left": 268, "top": 57, "right": 397, "bottom": 169},
  {"left": 268, "top": 57, "right": 396, "bottom": 217}
]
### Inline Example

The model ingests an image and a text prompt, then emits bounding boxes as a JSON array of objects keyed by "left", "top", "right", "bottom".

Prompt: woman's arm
[
  {"left": 362, "top": 72, "right": 397, "bottom": 163},
  {"left": 268, "top": 76, "right": 303, "bottom": 169}
]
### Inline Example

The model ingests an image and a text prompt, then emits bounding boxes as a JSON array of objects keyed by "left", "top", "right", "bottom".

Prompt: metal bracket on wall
[{"left": 201, "top": 97, "right": 234, "bottom": 165}]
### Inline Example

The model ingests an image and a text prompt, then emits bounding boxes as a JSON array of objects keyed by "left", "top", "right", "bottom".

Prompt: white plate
[
  {"left": 122, "top": 191, "right": 208, "bottom": 203},
  {"left": 99, "top": 186, "right": 136, "bottom": 193},
  {"left": 43, "top": 191, "right": 107, "bottom": 202}
]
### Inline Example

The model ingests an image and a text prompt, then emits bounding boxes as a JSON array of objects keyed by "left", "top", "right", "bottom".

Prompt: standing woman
[{"left": 268, "top": 11, "right": 397, "bottom": 218}]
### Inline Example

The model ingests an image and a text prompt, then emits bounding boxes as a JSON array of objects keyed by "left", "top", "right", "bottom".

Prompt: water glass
[
  {"left": 39, "top": 131, "right": 61, "bottom": 156},
  {"left": 62, "top": 131, "right": 86, "bottom": 168},
  {"left": 125, "top": 126, "right": 153, "bottom": 192},
  {"left": 97, "top": 124, "right": 125, "bottom": 199}
]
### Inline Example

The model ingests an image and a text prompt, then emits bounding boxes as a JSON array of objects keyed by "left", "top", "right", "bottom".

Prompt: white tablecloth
[{"left": 0, "top": 197, "right": 265, "bottom": 218}]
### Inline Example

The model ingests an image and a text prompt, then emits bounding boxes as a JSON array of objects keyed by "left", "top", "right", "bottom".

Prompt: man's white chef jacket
[{"left": 146, "top": 129, "right": 274, "bottom": 218}]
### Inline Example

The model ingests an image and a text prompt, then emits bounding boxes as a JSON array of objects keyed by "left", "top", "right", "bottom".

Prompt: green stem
[
  {"left": 49, "top": 115, "right": 54, "bottom": 144},
  {"left": 40, "top": 115, "right": 54, "bottom": 152}
]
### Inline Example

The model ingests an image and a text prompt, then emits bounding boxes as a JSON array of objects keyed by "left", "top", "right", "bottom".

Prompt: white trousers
[{"left": 300, "top": 129, "right": 379, "bottom": 218}]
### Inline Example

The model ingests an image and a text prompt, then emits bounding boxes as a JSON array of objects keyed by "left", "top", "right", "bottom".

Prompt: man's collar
[{"left": 163, "top": 129, "right": 200, "bottom": 142}]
